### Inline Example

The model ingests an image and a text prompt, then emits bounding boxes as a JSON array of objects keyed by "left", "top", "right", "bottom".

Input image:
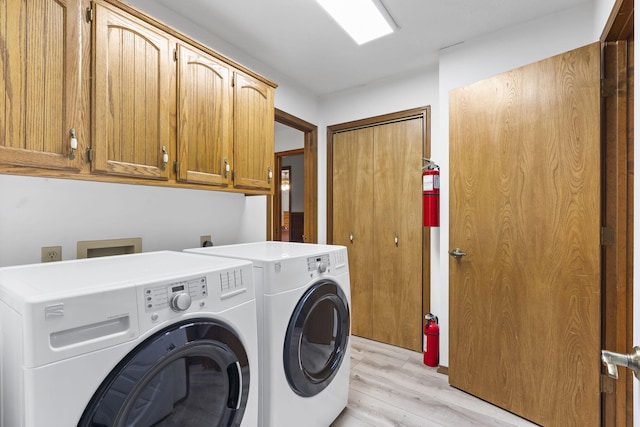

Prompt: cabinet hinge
[
  {"left": 601, "top": 78, "right": 617, "bottom": 97},
  {"left": 173, "top": 49, "right": 178, "bottom": 62},
  {"left": 601, "top": 226, "right": 614, "bottom": 246},
  {"left": 86, "top": 7, "right": 93, "bottom": 23},
  {"left": 231, "top": 170, "right": 235, "bottom": 181},
  {"left": 231, "top": 74, "right": 235, "bottom": 88},
  {"left": 86, "top": 147, "right": 93, "bottom": 163},
  {"left": 601, "top": 374, "right": 615, "bottom": 394},
  {"left": 173, "top": 160, "right": 178, "bottom": 173}
]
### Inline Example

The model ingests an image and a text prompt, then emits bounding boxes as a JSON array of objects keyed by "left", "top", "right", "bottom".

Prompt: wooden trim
[
  {"left": 601, "top": 0, "right": 634, "bottom": 424},
  {"left": 437, "top": 366, "right": 449, "bottom": 376},
  {"left": 601, "top": 0, "right": 634, "bottom": 42},
  {"left": 272, "top": 109, "right": 318, "bottom": 243}
]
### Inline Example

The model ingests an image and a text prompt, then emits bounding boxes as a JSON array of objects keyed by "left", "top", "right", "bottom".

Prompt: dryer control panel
[
  {"left": 144, "top": 277, "right": 208, "bottom": 312},
  {"left": 307, "top": 254, "right": 330, "bottom": 273}
]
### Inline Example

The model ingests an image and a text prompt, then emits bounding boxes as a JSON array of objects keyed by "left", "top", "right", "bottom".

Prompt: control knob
[
  {"left": 171, "top": 292, "right": 192, "bottom": 312},
  {"left": 317, "top": 261, "right": 327, "bottom": 273}
]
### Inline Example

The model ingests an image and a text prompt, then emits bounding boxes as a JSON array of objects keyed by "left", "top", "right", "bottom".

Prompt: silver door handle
[
  {"left": 601, "top": 346, "right": 640, "bottom": 379},
  {"left": 448, "top": 248, "right": 467, "bottom": 259}
]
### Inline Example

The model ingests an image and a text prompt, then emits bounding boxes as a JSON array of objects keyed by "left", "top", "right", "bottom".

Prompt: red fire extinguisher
[
  {"left": 423, "top": 313, "right": 439, "bottom": 367},
  {"left": 422, "top": 158, "right": 440, "bottom": 227}
]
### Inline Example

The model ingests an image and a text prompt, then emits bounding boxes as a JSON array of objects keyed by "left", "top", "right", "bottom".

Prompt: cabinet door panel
[
  {"left": 177, "top": 44, "right": 232, "bottom": 186},
  {"left": 372, "top": 118, "right": 423, "bottom": 351},
  {"left": 92, "top": 2, "right": 170, "bottom": 180},
  {"left": 332, "top": 127, "right": 374, "bottom": 339},
  {"left": 0, "top": 0, "right": 87, "bottom": 170},
  {"left": 233, "top": 73, "right": 274, "bottom": 191}
]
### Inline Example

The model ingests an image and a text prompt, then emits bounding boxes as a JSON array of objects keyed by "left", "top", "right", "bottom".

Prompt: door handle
[
  {"left": 448, "top": 248, "right": 467, "bottom": 259},
  {"left": 601, "top": 347, "right": 640, "bottom": 379}
]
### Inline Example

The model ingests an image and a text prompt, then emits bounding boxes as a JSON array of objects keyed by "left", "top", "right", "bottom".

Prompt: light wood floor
[{"left": 331, "top": 336, "right": 538, "bottom": 427}]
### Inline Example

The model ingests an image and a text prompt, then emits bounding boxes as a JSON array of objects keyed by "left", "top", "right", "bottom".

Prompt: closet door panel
[
  {"left": 372, "top": 118, "right": 423, "bottom": 351},
  {"left": 332, "top": 127, "right": 374, "bottom": 339}
]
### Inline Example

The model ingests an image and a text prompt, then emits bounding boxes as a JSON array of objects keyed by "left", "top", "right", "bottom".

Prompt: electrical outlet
[
  {"left": 41, "top": 246, "right": 62, "bottom": 262},
  {"left": 200, "top": 235, "right": 212, "bottom": 247}
]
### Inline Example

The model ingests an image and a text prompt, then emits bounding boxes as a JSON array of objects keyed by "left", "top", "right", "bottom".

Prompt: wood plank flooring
[{"left": 331, "top": 336, "right": 538, "bottom": 427}]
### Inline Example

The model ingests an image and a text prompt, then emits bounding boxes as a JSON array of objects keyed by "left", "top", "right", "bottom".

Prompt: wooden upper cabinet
[
  {"left": 0, "top": 0, "right": 88, "bottom": 170},
  {"left": 233, "top": 72, "right": 275, "bottom": 192},
  {"left": 176, "top": 43, "right": 232, "bottom": 186},
  {"left": 91, "top": 1, "right": 171, "bottom": 180}
]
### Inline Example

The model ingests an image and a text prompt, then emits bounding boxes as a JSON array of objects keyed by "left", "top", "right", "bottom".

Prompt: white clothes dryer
[
  {"left": 186, "top": 242, "right": 351, "bottom": 427},
  {"left": 0, "top": 251, "right": 258, "bottom": 427}
]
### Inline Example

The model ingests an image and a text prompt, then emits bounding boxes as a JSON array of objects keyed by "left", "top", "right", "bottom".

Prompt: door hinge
[
  {"left": 86, "top": 147, "right": 93, "bottom": 163},
  {"left": 602, "top": 78, "right": 617, "bottom": 97},
  {"left": 601, "top": 373, "right": 615, "bottom": 394},
  {"left": 601, "top": 227, "right": 614, "bottom": 246},
  {"left": 86, "top": 7, "right": 93, "bottom": 23}
]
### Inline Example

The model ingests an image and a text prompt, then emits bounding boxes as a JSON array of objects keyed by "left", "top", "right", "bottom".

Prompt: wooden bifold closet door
[{"left": 332, "top": 117, "right": 423, "bottom": 351}]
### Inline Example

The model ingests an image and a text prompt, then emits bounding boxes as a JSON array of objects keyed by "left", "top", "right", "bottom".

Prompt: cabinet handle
[
  {"left": 268, "top": 166, "right": 273, "bottom": 184},
  {"left": 394, "top": 233, "right": 399, "bottom": 247},
  {"left": 69, "top": 128, "right": 78, "bottom": 160},
  {"left": 349, "top": 233, "right": 354, "bottom": 243},
  {"left": 161, "top": 146, "right": 169, "bottom": 171},
  {"left": 224, "top": 158, "right": 230, "bottom": 178}
]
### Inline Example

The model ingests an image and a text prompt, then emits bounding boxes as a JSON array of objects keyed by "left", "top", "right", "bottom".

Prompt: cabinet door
[
  {"left": 0, "top": 0, "right": 88, "bottom": 170},
  {"left": 176, "top": 44, "right": 232, "bottom": 186},
  {"left": 233, "top": 72, "right": 274, "bottom": 192},
  {"left": 372, "top": 119, "right": 423, "bottom": 352},
  {"left": 332, "top": 127, "right": 374, "bottom": 339},
  {"left": 92, "top": 2, "right": 171, "bottom": 180}
]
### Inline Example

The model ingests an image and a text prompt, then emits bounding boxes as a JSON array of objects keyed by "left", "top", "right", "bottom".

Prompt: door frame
[
  {"left": 326, "top": 106, "right": 431, "bottom": 319},
  {"left": 601, "top": 0, "right": 634, "bottom": 425},
  {"left": 268, "top": 109, "right": 318, "bottom": 243},
  {"left": 274, "top": 154, "right": 301, "bottom": 241}
]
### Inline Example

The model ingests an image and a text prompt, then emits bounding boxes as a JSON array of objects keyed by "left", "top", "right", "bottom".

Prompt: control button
[
  {"left": 170, "top": 292, "right": 192, "bottom": 312},
  {"left": 317, "top": 262, "right": 327, "bottom": 273},
  {"left": 151, "top": 313, "right": 159, "bottom": 322}
]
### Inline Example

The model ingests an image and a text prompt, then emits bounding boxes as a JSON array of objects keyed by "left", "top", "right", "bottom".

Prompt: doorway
[
  {"left": 275, "top": 153, "right": 304, "bottom": 242},
  {"left": 269, "top": 109, "right": 318, "bottom": 243}
]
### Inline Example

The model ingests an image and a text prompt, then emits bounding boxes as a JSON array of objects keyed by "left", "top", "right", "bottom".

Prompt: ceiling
[{"left": 156, "top": 0, "right": 591, "bottom": 96}]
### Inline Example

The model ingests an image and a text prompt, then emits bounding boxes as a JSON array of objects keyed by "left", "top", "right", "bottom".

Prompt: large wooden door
[
  {"left": 449, "top": 43, "right": 601, "bottom": 426},
  {"left": 332, "top": 127, "right": 374, "bottom": 339},
  {"left": 372, "top": 119, "right": 423, "bottom": 350}
]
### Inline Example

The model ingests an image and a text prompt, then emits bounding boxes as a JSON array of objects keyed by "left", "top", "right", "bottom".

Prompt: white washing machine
[
  {"left": 186, "top": 242, "right": 351, "bottom": 427},
  {"left": 0, "top": 251, "right": 258, "bottom": 427}
]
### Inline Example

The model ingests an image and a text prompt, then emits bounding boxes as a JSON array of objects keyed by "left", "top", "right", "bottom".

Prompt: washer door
[
  {"left": 283, "top": 280, "right": 350, "bottom": 397},
  {"left": 78, "top": 319, "right": 250, "bottom": 427}
]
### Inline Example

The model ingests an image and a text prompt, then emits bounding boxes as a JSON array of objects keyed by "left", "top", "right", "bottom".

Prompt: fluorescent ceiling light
[{"left": 316, "top": 0, "right": 396, "bottom": 45}]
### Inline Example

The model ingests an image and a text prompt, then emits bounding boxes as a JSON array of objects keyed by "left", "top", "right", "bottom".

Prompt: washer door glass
[
  {"left": 78, "top": 319, "right": 250, "bottom": 427},
  {"left": 283, "top": 280, "right": 350, "bottom": 397}
]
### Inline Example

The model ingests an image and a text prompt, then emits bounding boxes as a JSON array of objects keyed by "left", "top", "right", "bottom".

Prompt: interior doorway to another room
[
  {"left": 269, "top": 110, "right": 318, "bottom": 243},
  {"left": 276, "top": 154, "right": 304, "bottom": 242}
]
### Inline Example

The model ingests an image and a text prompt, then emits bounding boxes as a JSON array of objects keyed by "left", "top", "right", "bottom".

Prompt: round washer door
[
  {"left": 78, "top": 319, "right": 250, "bottom": 427},
  {"left": 283, "top": 279, "right": 350, "bottom": 397}
]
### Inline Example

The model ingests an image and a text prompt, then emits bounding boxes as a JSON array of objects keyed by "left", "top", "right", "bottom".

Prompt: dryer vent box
[{"left": 77, "top": 237, "right": 142, "bottom": 259}]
